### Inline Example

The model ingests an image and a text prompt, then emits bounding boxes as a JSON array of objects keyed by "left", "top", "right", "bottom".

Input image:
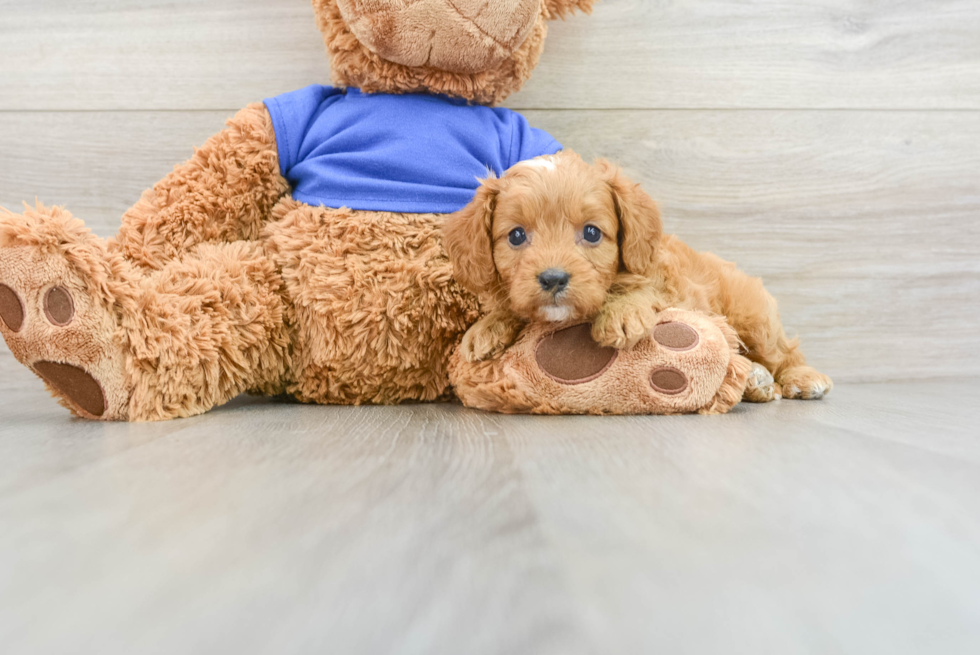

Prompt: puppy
[{"left": 444, "top": 151, "right": 832, "bottom": 401}]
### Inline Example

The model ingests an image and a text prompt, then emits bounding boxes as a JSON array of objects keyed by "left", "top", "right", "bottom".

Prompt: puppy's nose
[{"left": 538, "top": 269, "right": 570, "bottom": 294}]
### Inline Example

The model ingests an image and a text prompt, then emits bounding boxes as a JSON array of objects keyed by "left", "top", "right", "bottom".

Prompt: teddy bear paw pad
[
  {"left": 652, "top": 321, "right": 699, "bottom": 351},
  {"left": 32, "top": 361, "right": 107, "bottom": 418},
  {"left": 534, "top": 323, "right": 617, "bottom": 384},
  {"left": 0, "top": 284, "right": 25, "bottom": 332},
  {"left": 649, "top": 366, "right": 689, "bottom": 395},
  {"left": 43, "top": 286, "right": 75, "bottom": 326}
]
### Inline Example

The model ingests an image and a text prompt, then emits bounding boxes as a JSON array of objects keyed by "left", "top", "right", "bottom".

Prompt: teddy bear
[{"left": 0, "top": 0, "right": 751, "bottom": 421}]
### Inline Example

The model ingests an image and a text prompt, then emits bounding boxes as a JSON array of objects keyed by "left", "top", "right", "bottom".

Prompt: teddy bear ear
[{"left": 543, "top": 0, "right": 597, "bottom": 19}]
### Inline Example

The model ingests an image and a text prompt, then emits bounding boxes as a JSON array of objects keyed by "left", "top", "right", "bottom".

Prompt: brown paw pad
[
  {"left": 650, "top": 367, "right": 689, "bottom": 395},
  {"left": 32, "top": 361, "right": 106, "bottom": 418},
  {"left": 0, "top": 283, "right": 25, "bottom": 332},
  {"left": 44, "top": 286, "right": 75, "bottom": 326},
  {"left": 653, "top": 321, "right": 699, "bottom": 351},
  {"left": 535, "top": 324, "right": 618, "bottom": 384}
]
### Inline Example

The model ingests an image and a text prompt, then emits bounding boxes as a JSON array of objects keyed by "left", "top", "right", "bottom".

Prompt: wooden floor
[{"left": 1, "top": 360, "right": 979, "bottom": 653}]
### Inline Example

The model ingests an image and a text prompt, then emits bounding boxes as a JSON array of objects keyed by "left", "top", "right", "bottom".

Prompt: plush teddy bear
[{"left": 0, "top": 0, "right": 750, "bottom": 421}]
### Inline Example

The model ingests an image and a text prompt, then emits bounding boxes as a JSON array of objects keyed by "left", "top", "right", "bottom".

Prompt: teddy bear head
[{"left": 313, "top": 0, "right": 595, "bottom": 106}]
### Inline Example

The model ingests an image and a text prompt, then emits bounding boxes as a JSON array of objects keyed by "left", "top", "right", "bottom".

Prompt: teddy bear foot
[
  {"left": 0, "top": 207, "right": 132, "bottom": 420},
  {"left": 449, "top": 309, "right": 752, "bottom": 416}
]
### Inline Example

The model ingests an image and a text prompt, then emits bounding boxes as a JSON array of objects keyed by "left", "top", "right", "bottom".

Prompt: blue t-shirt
[{"left": 263, "top": 85, "right": 562, "bottom": 214}]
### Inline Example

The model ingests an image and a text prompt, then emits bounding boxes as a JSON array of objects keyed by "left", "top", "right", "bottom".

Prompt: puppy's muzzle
[{"left": 538, "top": 269, "right": 570, "bottom": 295}]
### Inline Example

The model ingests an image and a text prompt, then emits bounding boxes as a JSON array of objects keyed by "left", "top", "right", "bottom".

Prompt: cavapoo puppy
[{"left": 444, "top": 151, "right": 832, "bottom": 401}]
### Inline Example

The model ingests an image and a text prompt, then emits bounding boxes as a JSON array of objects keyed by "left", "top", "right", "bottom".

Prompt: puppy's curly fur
[{"left": 445, "top": 151, "right": 832, "bottom": 401}]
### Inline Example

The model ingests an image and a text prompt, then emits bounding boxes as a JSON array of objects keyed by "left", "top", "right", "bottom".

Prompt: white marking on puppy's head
[
  {"left": 540, "top": 305, "right": 572, "bottom": 322},
  {"left": 517, "top": 156, "right": 557, "bottom": 172}
]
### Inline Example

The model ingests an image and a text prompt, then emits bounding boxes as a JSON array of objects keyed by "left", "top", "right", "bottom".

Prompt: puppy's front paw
[
  {"left": 593, "top": 303, "right": 659, "bottom": 349},
  {"left": 460, "top": 316, "right": 520, "bottom": 362}
]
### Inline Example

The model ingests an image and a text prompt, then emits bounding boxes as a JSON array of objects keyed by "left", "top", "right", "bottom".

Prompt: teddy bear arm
[
  {"left": 450, "top": 309, "right": 752, "bottom": 415},
  {"left": 113, "top": 103, "right": 290, "bottom": 270}
]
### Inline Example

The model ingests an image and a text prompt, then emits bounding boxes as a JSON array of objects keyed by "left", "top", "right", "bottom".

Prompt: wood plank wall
[{"left": 1, "top": 0, "right": 978, "bottom": 383}]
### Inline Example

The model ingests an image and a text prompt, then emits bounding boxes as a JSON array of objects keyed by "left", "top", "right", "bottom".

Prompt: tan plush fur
[
  {"left": 0, "top": 204, "right": 293, "bottom": 421},
  {"left": 699, "top": 319, "right": 755, "bottom": 414},
  {"left": 335, "top": 0, "right": 541, "bottom": 74},
  {"left": 449, "top": 308, "right": 752, "bottom": 415},
  {"left": 0, "top": 0, "right": 754, "bottom": 420},
  {"left": 264, "top": 200, "right": 480, "bottom": 405},
  {"left": 113, "top": 102, "right": 289, "bottom": 270},
  {"left": 315, "top": 0, "right": 593, "bottom": 106},
  {"left": 0, "top": 98, "right": 482, "bottom": 419},
  {"left": 0, "top": 205, "right": 136, "bottom": 419},
  {"left": 444, "top": 152, "right": 833, "bottom": 400}
]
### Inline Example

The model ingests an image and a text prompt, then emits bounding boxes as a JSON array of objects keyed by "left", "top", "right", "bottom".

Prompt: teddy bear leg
[
  {"left": 1, "top": 204, "right": 291, "bottom": 421},
  {"left": 124, "top": 241, "right": 293, "bottom": 421},
  {"left": 112, "top": 103, "right": 289, "bottom": 270},
  {"left": 449, "top": 309, "right": 751, "bottom": 415}
]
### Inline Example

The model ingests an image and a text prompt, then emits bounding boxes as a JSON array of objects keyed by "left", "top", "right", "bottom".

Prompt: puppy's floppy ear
[
  {"left": 445, "top": 177, "right": 501, "bottom": 294},
  {"left": 596, "top": 158, "right": 663, "bottom": 276},
  {"left": 544, "top": 0, "right": 597, "bottom": 19}
]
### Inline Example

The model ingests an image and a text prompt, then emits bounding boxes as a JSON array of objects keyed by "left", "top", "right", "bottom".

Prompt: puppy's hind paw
[
  {"left": 778, "top": 366, "right": 833, "bottom": 400},
  {"left": 743, "top": 362, "right": 780, "bottom": 403}
]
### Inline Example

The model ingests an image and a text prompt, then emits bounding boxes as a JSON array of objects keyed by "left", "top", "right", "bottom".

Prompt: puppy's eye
[
  {"left": 508, "top": 227, "right": 527, "bottom": 247},
  {"left": 583, "top": 225, "right": 603, "bottom": 244}
]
